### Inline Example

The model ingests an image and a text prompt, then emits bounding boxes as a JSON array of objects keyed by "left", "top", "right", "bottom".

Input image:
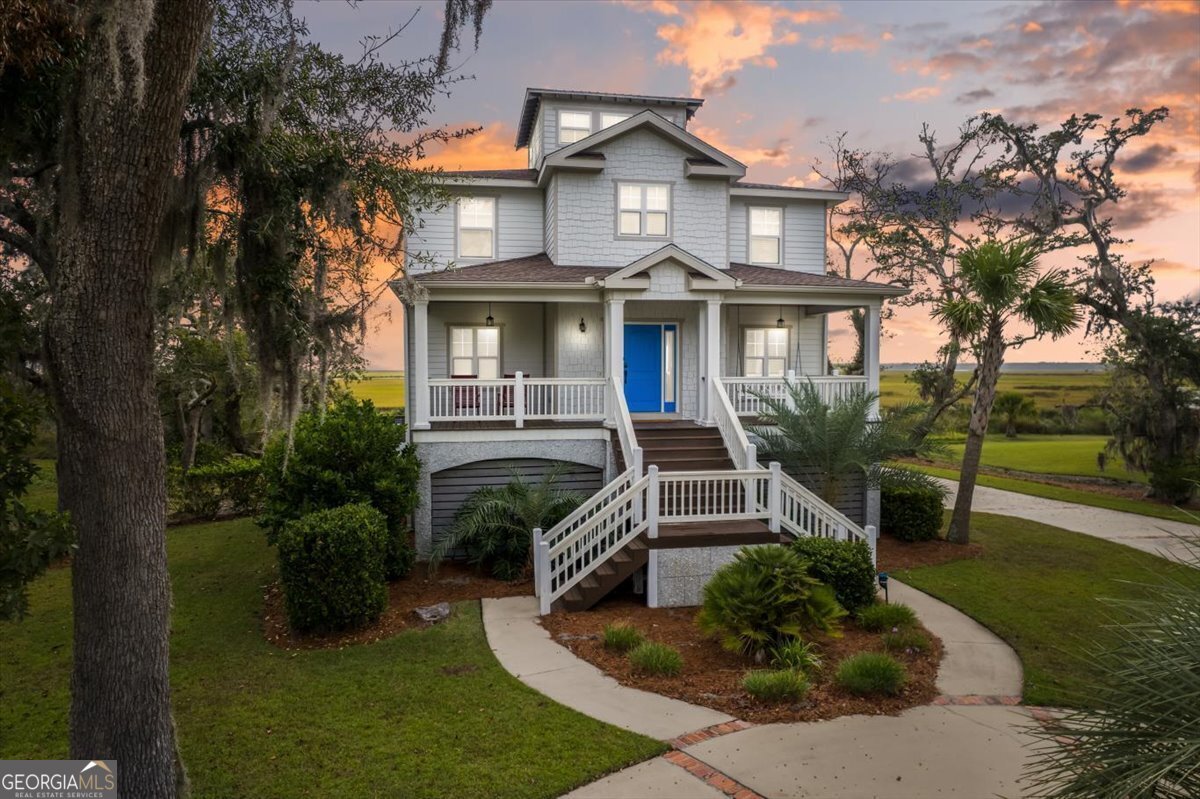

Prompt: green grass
[
  {"left": 879, "top": 370, "right": 1106, "bottom": 412},
  {"left": 26, "top": 459, "right": 58, "bottom": 512},
  {"left": 346, "top": 371, "right": 406, "bottom": 411},
  {"left": 834, "top": 653, "right": 907, "bottom": 696},
  {"left": 896, "top": 512, "right": 1200, "bottom": 708},
  {"left": 909, "top": 463, "right": 1196, "bottom": 524},
  {"left": 932, "top": 434, "right": 1147, "bottom": 483},
  {"left": 0, "top": 517, "right": 663, "bottom": 798}
]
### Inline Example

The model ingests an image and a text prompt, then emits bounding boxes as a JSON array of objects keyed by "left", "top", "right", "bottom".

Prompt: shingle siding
[
  {"left": 405, "top": 188, "right": 544, "bottom": 272},
  {"left": 544, "top": 176, "right": 559, "bottom": 261}
]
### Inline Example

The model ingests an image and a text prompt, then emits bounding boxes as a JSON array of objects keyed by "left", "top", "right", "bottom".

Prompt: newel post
[
  {"left": 646, "top": 465, "right": 660, "bottom": 539},
  {"left": 866, "top": 524, "right": 878, "bottom": 569},
  {"left": 767, "top": 461, "right": 782, "bottom": 534},
  {"left": 514, "top": 371, "right": 525, "bottom": 428},
  {"left": 745, "top": 442, "right": 757, "bottom": 470},
  {"left": 535, "top": 528, "right": 551, "bottom": 615}
]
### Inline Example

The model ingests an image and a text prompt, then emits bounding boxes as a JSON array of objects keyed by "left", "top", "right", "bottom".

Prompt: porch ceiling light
[
  {"left": 579, "top": 317, "right": 587, "bottom": 333},
  {"left": 486, "top": 302, "right": 494, "bottom": 327}
]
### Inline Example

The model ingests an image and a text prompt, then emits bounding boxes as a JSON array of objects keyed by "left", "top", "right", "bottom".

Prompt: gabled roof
[
  {"left": 595, "top": 244, "right": 739, "bottom": 290},
  {"left": 541, "top": 110, "right": 745, "bottom": 181},
  {"left": 515, "top": 88, "right": 705, "bottom": 148},
  {"left": 410, "top": 254, "right": 614, "bottom": 286},
  {"left": 730, "top": 181, "right": 849, "bottom": 203}
]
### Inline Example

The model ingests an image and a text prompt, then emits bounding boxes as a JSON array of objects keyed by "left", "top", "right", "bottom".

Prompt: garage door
[{"left": 431, "top": 458, "right": 604, "bottom": 548}]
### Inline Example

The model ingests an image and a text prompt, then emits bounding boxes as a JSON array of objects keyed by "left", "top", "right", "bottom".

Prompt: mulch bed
[
  {"left": 540, "top": 597, "right": 942, "bottom": 724},
  {"left": 263, "top": 561, "right": 532, "bottom": 650},
  {"left": 877, "top": 533, "right": 982, "bottom": 571}
]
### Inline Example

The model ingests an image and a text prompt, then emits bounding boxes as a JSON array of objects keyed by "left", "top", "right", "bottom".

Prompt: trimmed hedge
[
  {"left": 277, "top": 503, "right": 389, "bottom": 633},
  {"left": 880, "top": 484, "right": 944, "bottom": 542},
  {"left": 791, "top": 537, "right": 877, "bottom": 612},
  {"left": 178, "top": 456, "right": 264, "bottom": 519}
]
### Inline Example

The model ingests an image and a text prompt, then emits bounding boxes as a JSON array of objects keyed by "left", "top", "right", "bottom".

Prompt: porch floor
[{"left": 649, "top": 520, "right": 783, "bottom": 549}]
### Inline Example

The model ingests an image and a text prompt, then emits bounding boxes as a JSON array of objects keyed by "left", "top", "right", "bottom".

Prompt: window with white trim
[
  {"left": 450, "top": 326, "right": 499, "bottom": 378},
  {"left": 744, "top": 328, "right": 787, "bottom": 377},
  {"left": 749, "top": 207, "right": 782, "bottom": 264},
  {"left": 457, "top": 196, "right": 495, "bottom": 259},
  {"left": 558, "top": 110, "right": 591, "bottom": 144},
  {"left": 600, "top": 112, "right": 630, "bottom": 129},
  {"left": 618, "top": 183, "right": 670, "bottom": 237}
]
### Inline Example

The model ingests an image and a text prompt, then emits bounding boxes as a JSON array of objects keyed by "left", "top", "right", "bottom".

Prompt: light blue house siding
[
  {"left": 728, "top": 197, "right": 827, "bottom": 273},
  {"left": 404, "top": 187, "right": 543, "bottom": 272}
]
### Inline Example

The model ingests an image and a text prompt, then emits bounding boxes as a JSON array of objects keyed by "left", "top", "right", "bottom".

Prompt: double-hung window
[
  {"left": 749, "top": 207, "right": 782, "bottom": 264},
  {"left": 744, "top": 328, "right": 788, "bottom": 377},
  {"left": 618, "top": 183, "right": 670, "bottom": 237},
  {"left": 450, "top": 327, "right": 499, "bottom": 378},
  {"left": 600, "top": 112, "right": 630, "bottom": 130},
  {"left": 457, "top": 196, "right": 495, "bottom": 259},
  {"left": 559, "top": 111, "right": 592, "bottom": 144}
]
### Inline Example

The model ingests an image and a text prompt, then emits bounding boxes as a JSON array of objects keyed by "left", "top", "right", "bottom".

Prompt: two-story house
[{"left": 395, "top": 88, "right": 905, "bottom": 613}]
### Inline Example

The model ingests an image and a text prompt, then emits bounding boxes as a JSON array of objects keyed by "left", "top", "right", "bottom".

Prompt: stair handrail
[
  {"left": 541, "top": 465, "right": 637, "bottom": 551},
  {"left": 711, "top": 377, "right": 756, "bottom": 469},
  {"left": 608, "top": 375, "right": 641, "bottom": 474},
  {"left": 775, "top": 471, "right": 875, "bottom": 563}
]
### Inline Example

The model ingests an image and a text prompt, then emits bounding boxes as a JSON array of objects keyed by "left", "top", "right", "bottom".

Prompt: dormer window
[
  {"left": 457, "top": 196, "right": 496, "bottom": 259},
  {"left": 749, "top": 207, "right": 782, "bottom": 265},
  {"left": 600, "top": 112, "right": 630, "bottom": 129},
  {"left": 618, "top": 183, "right": 670, "bottom": 238},
  {"left": 559, "top": 111, "right": 591, "bottom": 144}
]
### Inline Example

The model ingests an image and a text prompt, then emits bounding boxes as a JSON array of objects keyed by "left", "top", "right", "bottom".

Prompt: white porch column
[
  {"left": 411, "top": 299, "right": 430, "bottom": 430},
  {"left": 864, "top": 301, "right": 881, "bottom": 419},
  {"left": 702, "top": 299, "right": 721, "bottom": 423},
  {"left": 605, "top": 298, "right": 625, "bottom": 385}
]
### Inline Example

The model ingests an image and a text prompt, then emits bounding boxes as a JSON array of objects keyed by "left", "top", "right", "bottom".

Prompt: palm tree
[
  {"left": 993, "top": 391, "right": 1037, "bottom": 438},
  {"left": 430, "top": 466, "right": 584, "bottom": 581},
  {"left": 935, "top": 241, "right": 1080, "bottom": 543},
  {"left": 749, "top": 381, "right": 940, "bottom": 508}
]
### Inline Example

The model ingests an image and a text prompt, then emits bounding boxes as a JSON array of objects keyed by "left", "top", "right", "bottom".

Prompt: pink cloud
[
  {"left": 690, "top": 123, "right": 793, "bottom": 167},
  {"left": 884, "top": 85, "right": 942, "bottom": 103}
]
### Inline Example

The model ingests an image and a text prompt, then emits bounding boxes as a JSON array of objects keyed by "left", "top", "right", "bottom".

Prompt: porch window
[
  {"left": 457, "top": 197, "right": 495, "bottom": 259},
  {"left": 559, "top": 111, "right": 592, "bottom": 144},
  {"left": 749, "top": 207, "right": 782, "bottom": 265},
  {"left": 450, "top": 326, "right": 500, "bottom": 378},
  {"left": 744, "top": 328, "right": 787, "bottom": 377},
  {"left": 600, "top": 112, "right": 630, "bottom": 129},
  {"left": 618, "top": 183, "right": 670, "bottom": 237}
]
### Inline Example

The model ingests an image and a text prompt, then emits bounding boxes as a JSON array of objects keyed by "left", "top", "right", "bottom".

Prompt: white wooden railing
[
  {"left": 711, "top": 377, "right": 757, "bottom": 470},
  {"left": 428, "top": 374, "right": 606, "bottom": 426},
  {"left": 777, "top": 472, "right": 876, "bottom": 562},
  {"left": 608, "top": 376, "right": 642, "bottom": 474},
  {"left": 721, "top": 373, "right": 869, "bottom": 417}
]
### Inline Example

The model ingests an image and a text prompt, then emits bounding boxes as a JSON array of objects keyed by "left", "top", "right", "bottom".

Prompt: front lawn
[
  {"left": 0, "top": 517, "right": 663, "bottom": 798},
  {"left": 895, "top": 512, "right": 1200, "bottom": 708},
  {"left": 935, "top": 434, "right": 1146, "bottom": 483}
]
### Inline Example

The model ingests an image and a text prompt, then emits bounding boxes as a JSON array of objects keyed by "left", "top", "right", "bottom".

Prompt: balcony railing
[
  {"left": 427, "top": 374, "right": 607, "bottom": 426},
  {"left": 721, "top": 373, "right": 869, "bottom": 417}
]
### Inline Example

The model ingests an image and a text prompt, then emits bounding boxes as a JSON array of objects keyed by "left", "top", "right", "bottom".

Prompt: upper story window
[
  {"left": 749, "top": 207, "right": 782, "bottom": 265},
  {"left": 457, "top": 196, "right": 495, "bottom": 259},
  {"left": 559, "top": 111, "right": 592, "bottom": 144},
  {"left": 744, "top": 328, "right": 787, "bottom": 377},
  {"left": 618, "top": 183, "right": 670, "bottom": 238},
  {"left": 450, "top": 326, "right": 499, "bottom": 378},
  {"left": 600, "top": 112, "right": 631, "bottom": 129}
]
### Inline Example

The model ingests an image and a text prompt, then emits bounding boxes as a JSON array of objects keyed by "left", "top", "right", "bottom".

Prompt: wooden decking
[{"left": 649, "top": 520, "right": 784, "bottom": 549}]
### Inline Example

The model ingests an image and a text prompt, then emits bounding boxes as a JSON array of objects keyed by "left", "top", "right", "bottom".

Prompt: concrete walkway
[
  {"left": 938, "top": 477, "right": 1199, "bottom": 563},
  {"left": 483, "top": 584, "right": 1037, "bottom": 799}
]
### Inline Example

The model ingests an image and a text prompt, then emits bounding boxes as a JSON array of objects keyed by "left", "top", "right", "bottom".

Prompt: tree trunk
[
  {"left": 44, "top": 3, "right": 213, "bottom": 797},
  {"left": 947, "top": 331, "right": 1005, "bottom": 544},
  {"left": 848, "top": 308, "right": 865, "bottom": 375},
  {"left": 908, "top": 337, "right": 967, "bottom": 451},
  {"left": 1005, "top": 417, "right": 1016, "bottom": 438}
]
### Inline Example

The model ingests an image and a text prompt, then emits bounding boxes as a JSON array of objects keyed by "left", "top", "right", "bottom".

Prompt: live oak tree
[{"left": 935, "top": 241, "right": 1080, "bottom": 544}]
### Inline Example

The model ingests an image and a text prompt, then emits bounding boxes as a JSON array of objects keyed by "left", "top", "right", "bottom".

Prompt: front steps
[
  {"left": 552, "top": 537, "right": 649, "bottom": 612},
  {"left": 634, "top": 421, "right": 734, "bottom": 471}
]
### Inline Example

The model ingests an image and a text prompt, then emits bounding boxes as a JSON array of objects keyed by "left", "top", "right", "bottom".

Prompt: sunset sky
[{"left": 300, "top": 0, "right": 1200, "bottom": 369}]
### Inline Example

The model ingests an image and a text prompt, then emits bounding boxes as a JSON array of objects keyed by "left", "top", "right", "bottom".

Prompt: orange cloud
[
  {"left": 1023, "top": 20, "right": 1044, "bottom": 33},
  {"left": 1117, "top": 0, "right": 1200, "bottom": 13},
  {"left": 633, "top": 0, "right": 839, "bottom": 94},
  {"left": 691, "top": 123, "right": 793, "bottom": 167},
  {"left": 421, "top": 122, "right": 523, "bottom": 171},
  {"left": 884, "top": 85, "right": 942, "bottom": 103}
]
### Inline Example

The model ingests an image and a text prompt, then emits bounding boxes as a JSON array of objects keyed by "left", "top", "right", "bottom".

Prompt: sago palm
[
  {"left": 430, "top": 466, "right": 584, "bottom": 581},
  {"left": 934, "top": 240, "right": 1080, "bottom": 543}
]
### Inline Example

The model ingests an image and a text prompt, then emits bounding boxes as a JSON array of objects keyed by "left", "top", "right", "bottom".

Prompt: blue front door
[{"left": 624, "top": 324, "right": 663, "bottom": 412}]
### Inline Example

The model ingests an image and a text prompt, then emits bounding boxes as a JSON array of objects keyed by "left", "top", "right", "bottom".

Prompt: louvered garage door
[{"left": 431, "top": 459, "right": 604, "bottom": 549}]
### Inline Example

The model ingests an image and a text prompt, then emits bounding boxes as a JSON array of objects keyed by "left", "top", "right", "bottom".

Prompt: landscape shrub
[
  {"left": 835, "top": 653, "right": 907, "bottom": 696},
  {"left": 790, "top": 536, "right": 877, "bottom": 612},
  {"left": 882, "top": 628, "right": 931, "bottom": 655},
  {"left": 1148, "top": 457, "right": 1199, "bottom": 504},
  {"left": 880, "top": 484, "right": 944, "bottom": 542},
  {"left": 743, "top": 669, "right": 809, "bottom": 702},
  {"left": 628, "top": 642, "right": 682, "bottom": 676},
  {"left": 770, "top": 639, "right": 823, "bottom": 674},
  {"left": 856, "top": 602, "right": 918, "bottom": 632},
  {"left": 698, "top": 545, "right": 846, "bottom": 660},
  {"left": 602, "top": 622, "right": 644, "bottom": 652},
  {"left": 179, "top": 456, "right": 264, "bottom": 519},
  {"left": 276, "top": 503, "right": 388, "bottom": 633},
  {"left": 260, "top": 397, "right": 418, "bottom": 579}
]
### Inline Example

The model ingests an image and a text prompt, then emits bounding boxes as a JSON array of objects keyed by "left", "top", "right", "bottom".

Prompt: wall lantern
[
  {"left": 579, "top": 317, "right": 587, "bottom": 333},
  {"left": 485, "top": 302, "right": 494, "bottom": 327},
  {"left": 776, "top": 305, "right": 785, "bottom": 328}
]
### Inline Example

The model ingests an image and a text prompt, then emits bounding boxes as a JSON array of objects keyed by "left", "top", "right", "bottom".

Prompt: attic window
[
  {"left": 559, "top": 111, "right": 591, "bottom": 144},
  {"left": 600, "top": 112, "right": 630, "bottom": 129}
]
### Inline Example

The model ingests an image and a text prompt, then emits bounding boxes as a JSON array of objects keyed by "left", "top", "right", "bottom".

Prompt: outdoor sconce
[
  {"left": 776, "top": 305, "right": 785, "bottom": 328},
  {"left": 485, "top": 302, "right": 494, "bottom": 327},
  {"left": 579, "top": 317, "right": 587, "bottom": 333}
]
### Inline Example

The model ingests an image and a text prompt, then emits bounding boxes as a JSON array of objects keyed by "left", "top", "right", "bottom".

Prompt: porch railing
[
  {"left": 721, "top": 373, "right": 869, "bottom": 417},
  {"left": 427, "top": 374, "right": 607, "bottom": 425},
  {"left": 711, "top": 377, "right": 756, "bottom": 469}
]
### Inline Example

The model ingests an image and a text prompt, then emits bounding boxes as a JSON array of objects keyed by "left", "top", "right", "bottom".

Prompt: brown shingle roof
[
  {"left": 440, "top": 168, "right": 538, "bottom": 181},
  {"left": 412, "top": 254, "right": 616, "bottom": 284},
  {"left": 728, "top": 262, "right": 904, "bottom": 292}
]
